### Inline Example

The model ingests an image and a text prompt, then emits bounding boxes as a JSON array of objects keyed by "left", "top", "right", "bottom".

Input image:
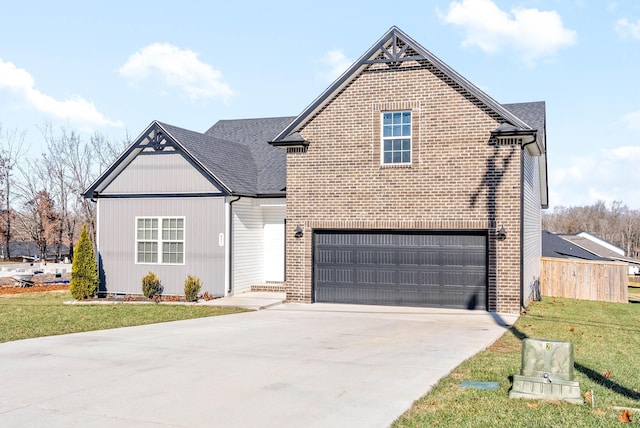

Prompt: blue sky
[{"left": 0, "top": 0, "right": 639, "bottom": 209}]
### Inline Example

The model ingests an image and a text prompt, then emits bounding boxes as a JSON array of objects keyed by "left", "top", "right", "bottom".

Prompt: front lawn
[
  {"left": 394, "top": 298, "right": 640, "bottom": 427},
  {"left": 0, "top": 291, "right": 247, "bottom": 343}
]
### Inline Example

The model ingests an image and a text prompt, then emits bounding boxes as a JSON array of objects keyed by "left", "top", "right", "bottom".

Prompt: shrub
[
  {"left": 184, "top": 275, "right": 201, "bottom": 302},
  {"left": 142, "top": 271, "right": 162, "bottom": 299},
  {"left": 70, "top": 225, "right": 99, "bottom": 300}
]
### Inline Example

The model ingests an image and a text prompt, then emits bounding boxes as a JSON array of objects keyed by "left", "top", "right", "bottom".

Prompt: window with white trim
[
  {"left": 136, "top": 217, "right": 184, "bottom": 264},
  {"left": 381, "top": 111, "right": 412, "bottom": 165}
]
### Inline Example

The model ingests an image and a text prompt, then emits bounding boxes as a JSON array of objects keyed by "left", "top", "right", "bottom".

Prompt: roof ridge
[{"left": 272, "top": 26, "right": 532, "bottom": 144}]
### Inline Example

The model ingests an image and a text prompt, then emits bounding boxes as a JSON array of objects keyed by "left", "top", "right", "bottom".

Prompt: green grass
[
  {"left": 394, "top": 298, "right": 640, "bottom": 427},
  {"left": 0, "top": 291, "right": 248, "bottom": 343}
]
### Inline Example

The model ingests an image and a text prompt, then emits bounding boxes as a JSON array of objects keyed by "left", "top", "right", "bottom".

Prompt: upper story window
[
  {"left": 381, "top": 111, "right": 412, "bottom": 165},
  {"left": 136, "top": 217, "right": 185, "bottom": 264}
]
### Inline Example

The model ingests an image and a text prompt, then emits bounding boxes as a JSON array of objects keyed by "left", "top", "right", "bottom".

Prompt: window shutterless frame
[
  {"left": 135, "top": 216, "right": 185, "bottom": 265},
  {"left": 380, "top": 110, "right": 412, "bottom": 165}
]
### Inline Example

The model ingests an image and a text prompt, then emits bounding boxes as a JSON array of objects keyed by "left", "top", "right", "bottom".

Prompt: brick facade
[{"left": 284, "top": 63, "right": 524, "bottom": 314}]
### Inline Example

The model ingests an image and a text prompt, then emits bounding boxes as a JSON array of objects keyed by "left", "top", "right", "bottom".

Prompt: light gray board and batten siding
[
  {"left": 96, "top": 149, "right": 227, "bottom": 296},
  {"left": 97, "top": 197, "right": 226, "bottom": 296},
  {"left": 522, "top": 151, "right": 542, "bottom": 304},
  {"left": 101, "top": 150, "right": 223, "bottom": 195},
  {"left": 313, "top": 231, "right": 487, "bottom": 309}
]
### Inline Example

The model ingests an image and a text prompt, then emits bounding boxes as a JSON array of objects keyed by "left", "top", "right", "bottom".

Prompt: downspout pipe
[
  {"left": 520, "top": 151, "right": 526, "bottom": 312},
  {"left": 228, "top": 196, "right": 241, "bottom": 294}
]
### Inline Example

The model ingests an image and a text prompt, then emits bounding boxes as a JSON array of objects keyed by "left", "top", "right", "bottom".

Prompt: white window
[
  {"left": 381, "top": 111, "right": 412, "bottom": 165},
  {"left": 136, "top": 217, "right": 184, "bottom": 264}
]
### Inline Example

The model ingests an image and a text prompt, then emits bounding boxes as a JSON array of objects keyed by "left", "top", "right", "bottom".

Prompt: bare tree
[
  {"left": 15, "top": 160, "right": 51, "bottom": 259},
  {"left": 0, "top": 125, "right": 28, "bottom": 260},
  {"left": 26, "top": 190, "right": 60, "bottom": 259},
  {"left": 543, "top": 200, "right": 640, "bottom": 258},
  {"left": 39, "top": 124, "right": 129, "bottom": 258}
]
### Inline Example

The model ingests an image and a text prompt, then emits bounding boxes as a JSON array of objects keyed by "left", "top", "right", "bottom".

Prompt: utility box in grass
[{"left": 509, "top": 338, "right": 583, "bottom": 404}]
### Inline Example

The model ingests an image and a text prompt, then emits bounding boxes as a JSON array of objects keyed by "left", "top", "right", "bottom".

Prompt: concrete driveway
[{"left": 0, "top": 303, "right": 517, "bottom": 427}]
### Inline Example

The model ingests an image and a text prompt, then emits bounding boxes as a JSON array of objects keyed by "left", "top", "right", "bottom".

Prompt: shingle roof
[
  {"left": 502, "top": 102, "right": 546, "bottom": 150},
  {"left": 7, "top": 242, "right": 70, "bottom": 258},
  {"left": 205, "top": 117, "right": 294, "bottom": 194},
  {"left": 560, "top": 234, "right": 640, "bottom": 264},
  {"left": 157, "top": 117, "right": 294, "bottom": 196},
  {"left": 542, "top": 231, "right": 608, "bottom": 260}
]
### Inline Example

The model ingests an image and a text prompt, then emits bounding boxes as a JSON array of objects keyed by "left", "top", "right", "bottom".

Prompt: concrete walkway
[
  {"left": 0, "top": 302, "right": 517, "bottom": 428},
  {"left": 202, "top": 291, "right": 286, "bottom": 310}
]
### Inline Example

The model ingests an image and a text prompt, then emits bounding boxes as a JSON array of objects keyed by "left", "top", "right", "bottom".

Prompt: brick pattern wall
[{"left": 284, "top": 63, "right": 523, "bottom": 314}]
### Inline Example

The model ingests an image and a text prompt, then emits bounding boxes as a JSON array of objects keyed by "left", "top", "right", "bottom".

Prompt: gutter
[{"left": 520, "top": 152, "right": 526, "bottom": 311}]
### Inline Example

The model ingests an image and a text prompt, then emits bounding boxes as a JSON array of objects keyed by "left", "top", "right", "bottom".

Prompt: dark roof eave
[
  {"left": 268, "top": 140, "right": 309, "bottom": 148},
  {"left": 231, "top": 191, "right": 286, "bottom": 198}
]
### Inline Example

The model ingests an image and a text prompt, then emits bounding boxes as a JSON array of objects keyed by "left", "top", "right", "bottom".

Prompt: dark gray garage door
[{"left": 314, "top": 231, "right": 487, "bottom": 309}]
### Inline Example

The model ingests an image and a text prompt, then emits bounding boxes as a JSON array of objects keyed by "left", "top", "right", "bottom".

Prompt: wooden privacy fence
[{"left": 540, "top": 257, "right": 628, "bottom": 303}]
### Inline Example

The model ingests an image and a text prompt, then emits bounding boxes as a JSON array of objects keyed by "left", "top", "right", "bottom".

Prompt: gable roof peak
[{"left": 271, "top": 26, "right": 532, "bottom": 145}]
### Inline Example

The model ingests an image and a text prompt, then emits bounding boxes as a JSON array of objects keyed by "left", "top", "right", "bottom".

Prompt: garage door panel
[{"left": 314, "top": 231, "right": 487, "bottom": 309}]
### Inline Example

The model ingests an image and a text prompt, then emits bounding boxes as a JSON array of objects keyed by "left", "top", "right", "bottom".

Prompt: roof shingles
[{"left": 157, "top": 117, "right": 294, "bottom": 196}]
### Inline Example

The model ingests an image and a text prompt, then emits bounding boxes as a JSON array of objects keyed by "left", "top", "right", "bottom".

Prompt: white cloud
[
  {"left": 437, "top": 0, "right": 577, "bottom": 66},
  {"left": 619, "top": 111, "right": 640, "bottom": 130},
  {"left": 318, "top": 49, "right": 352, "bottom": 82},
  {"left": 119, "top": 43, "right": 233, "bottom": 102},
  {"left": 615, "top": 18, "right": 640, "bottom": 40},
  {"left": 0, "top": 58, "right": 122, "bottom": 128},
  {"left": 549, "top": 146, "right": 640, "bottom": 209}
]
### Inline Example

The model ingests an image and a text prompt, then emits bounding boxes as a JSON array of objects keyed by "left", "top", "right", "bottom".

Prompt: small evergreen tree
[
  {"left": 184, "top": 275, "right": 201, "bottom": 302},
  {"left": 69, "top": 225, "right": 98, "bottom": 300},
  {"left": 142, "top": 271, "right": 162, "bottom": 298}
]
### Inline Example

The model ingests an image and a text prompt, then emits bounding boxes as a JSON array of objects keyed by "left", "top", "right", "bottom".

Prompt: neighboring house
[
  {"left": 540, "top": 230, "right": 629, "bottom": 303},
  {"left": 542, "top": 231, "right": 609, "bottom": 261},
  {"left": 1, "top": 242, "right": 70, "bottom": 262},
  {"left": 87, "top": 27, "right": 548, "bottom": 313},
  {"left": 560, "top": 232, "right": 640, "bottom": 275}
]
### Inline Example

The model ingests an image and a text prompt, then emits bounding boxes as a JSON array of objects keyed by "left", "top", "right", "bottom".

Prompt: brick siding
[{"left": 284, "top": 63, "right": 523, "bottom": 314}]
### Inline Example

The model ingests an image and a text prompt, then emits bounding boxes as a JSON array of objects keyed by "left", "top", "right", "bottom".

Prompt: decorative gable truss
[
  {"left": 272, "top": 26, "right": 541, "bottom": 154},
  {"left": 366, "top": 31, "right": 425, "bottom": 67},
  {"left": 84, "top": 121, "right": 228, "bottom": 199}
]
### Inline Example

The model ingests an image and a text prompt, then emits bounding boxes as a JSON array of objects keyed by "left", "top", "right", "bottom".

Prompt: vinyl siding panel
[
  {"left": 522, "top": 152, "right": 542, "bottom": 305},
  {"left": 97, "top": 197, "right": 226, "bottom": 296},
  {"left": 232, "top": 199, "right": 286, "bottom": 292},
  {"left": 103, "top": 150, "right": 221, "bottom": 194},
  {"left": 232, "top": 198, "right": 263, "bottom": 293}
]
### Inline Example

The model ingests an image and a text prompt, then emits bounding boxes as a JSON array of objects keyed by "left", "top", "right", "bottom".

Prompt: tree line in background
[
  {"left": 0, "top": 123, "right": 128, "bottom": 262},
  {"left": 543, "top": 201, "right": 640, "bottom": 258},
  {"left": 3, "top": 121, "right": 639, "bottom": 263}
]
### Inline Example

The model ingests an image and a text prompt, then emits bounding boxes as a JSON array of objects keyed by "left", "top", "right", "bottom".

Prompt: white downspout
[{"left": 224, "top": 197, "right": 231, "bottom": 297}]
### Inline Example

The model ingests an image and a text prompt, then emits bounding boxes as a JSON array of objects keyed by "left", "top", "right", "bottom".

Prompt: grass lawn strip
[
  {"left": 0, "top": 291, "right": 248, "bottom": 343},
  {"left": 394, "top": 298, "right": 640, "bottom": 427}
]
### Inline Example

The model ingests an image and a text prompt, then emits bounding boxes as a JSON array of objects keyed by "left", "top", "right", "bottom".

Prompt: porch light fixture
[
  {"left": 496, "top": 225, "right": 507, "bottom": 241},
  {"left": 294, "top": 225, "right": 304, "bottom": 239}
]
